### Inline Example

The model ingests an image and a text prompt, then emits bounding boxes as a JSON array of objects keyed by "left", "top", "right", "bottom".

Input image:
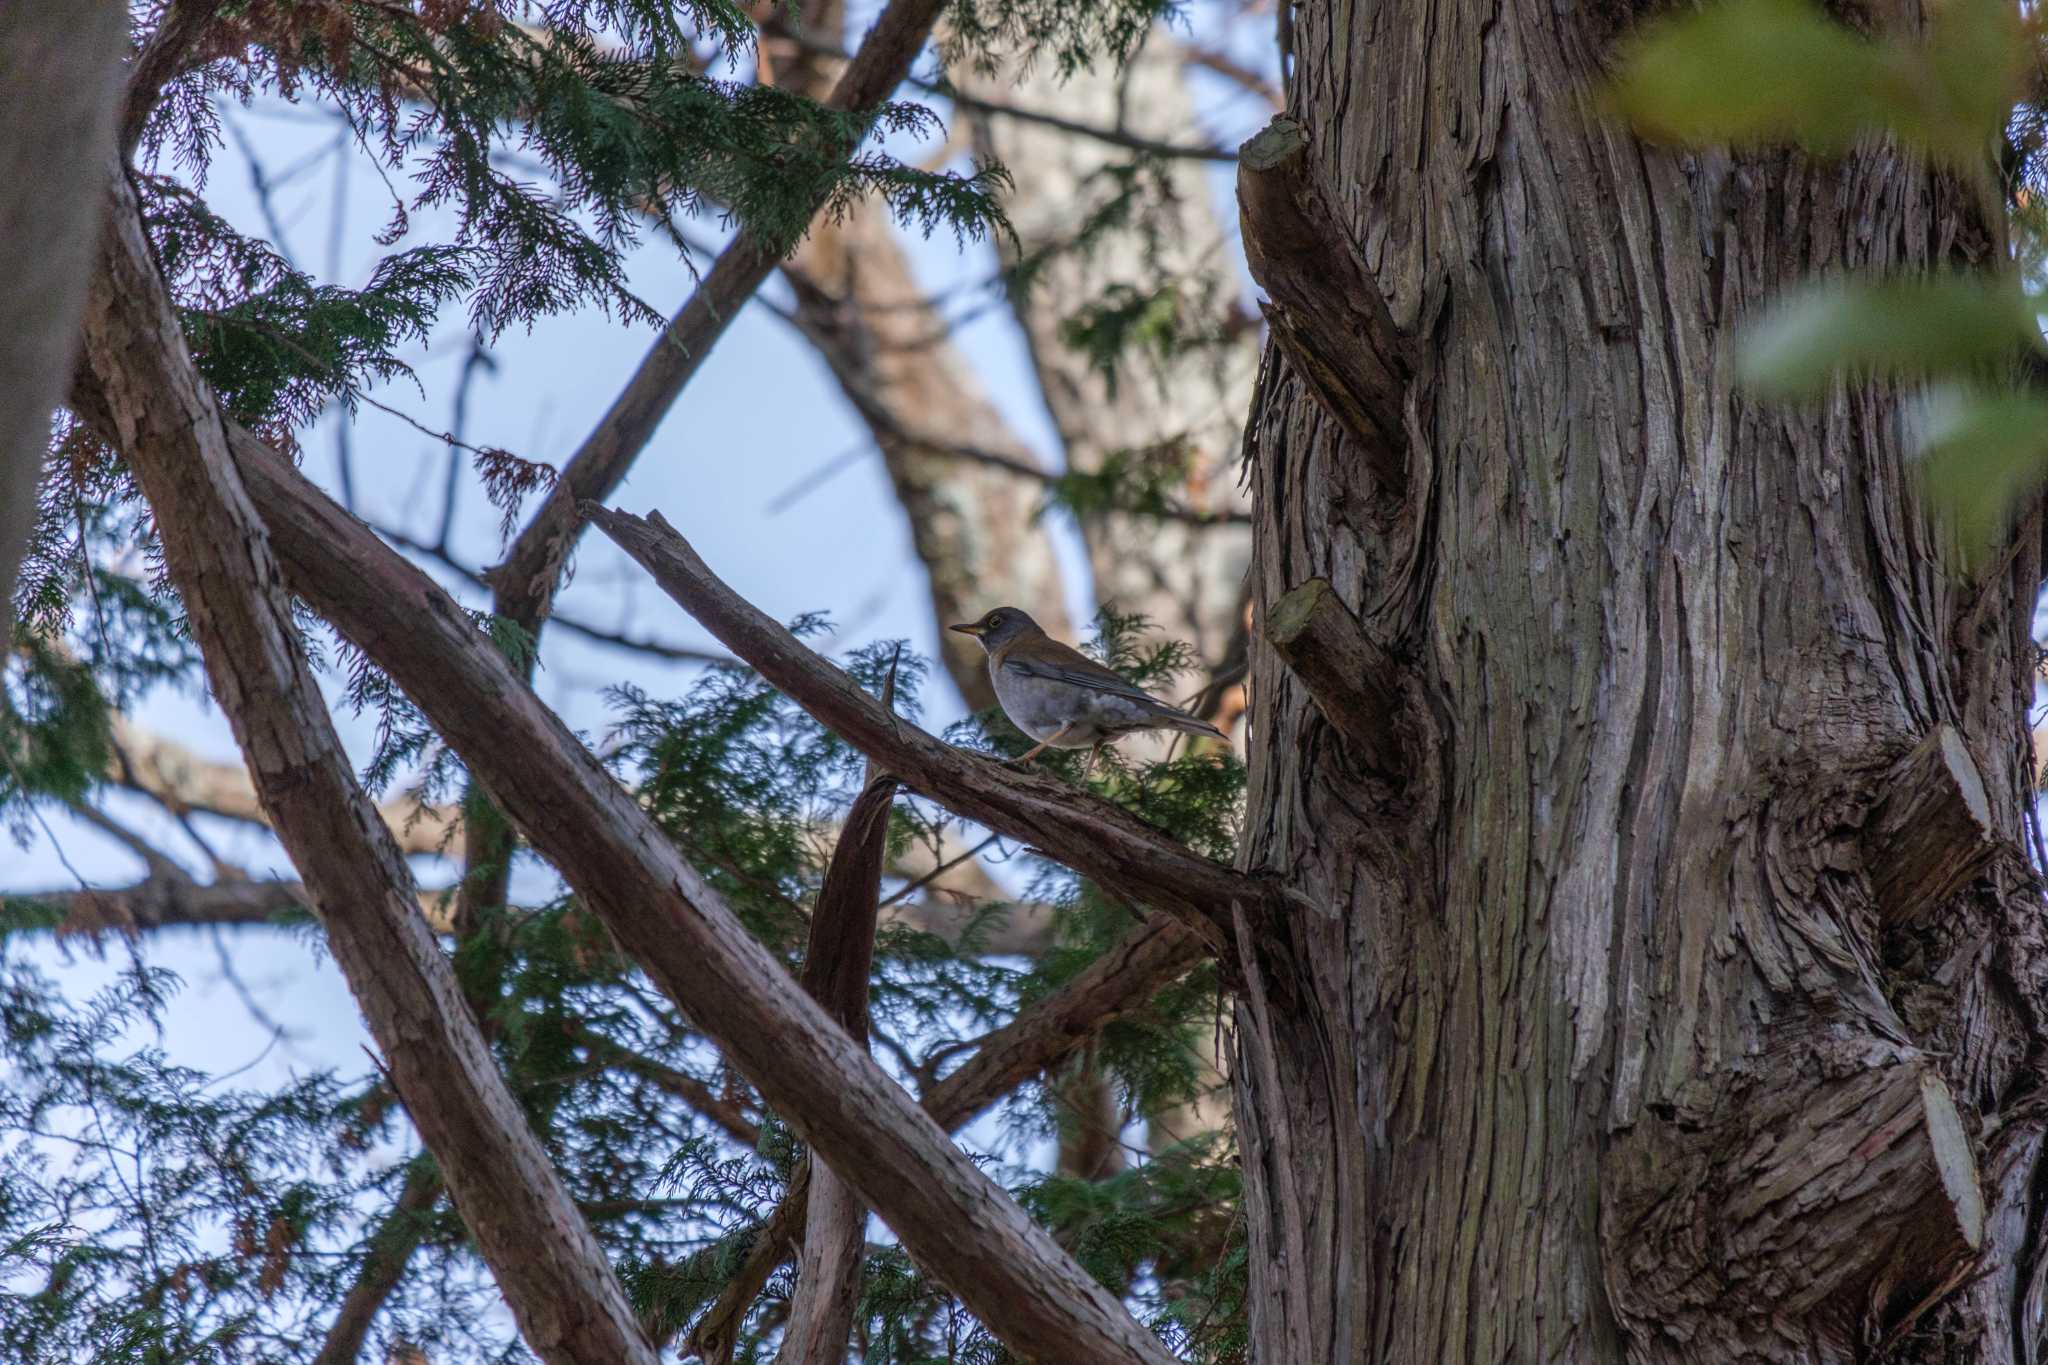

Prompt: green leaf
[
  {"left": 1737, "top": 275, "right": 2041, "bottom": 396},
  {"left": 1914, "top": 384, "right": 2048, "bottom": 552},
  {"left": 1606, "top": 0, "right": 2022, "bottom": 167}
]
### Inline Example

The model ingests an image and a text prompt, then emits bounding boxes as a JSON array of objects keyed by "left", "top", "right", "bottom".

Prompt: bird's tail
[{"left": 1159, "top": 710, "right": 1227, "bottom": 742}]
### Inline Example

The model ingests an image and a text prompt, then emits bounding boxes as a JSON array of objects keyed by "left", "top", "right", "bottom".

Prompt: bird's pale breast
[{"left": 991, "top": 660, "right": 1150, "bottom": 745}]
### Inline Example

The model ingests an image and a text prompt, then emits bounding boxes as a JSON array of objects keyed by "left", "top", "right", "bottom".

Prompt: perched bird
[{"left": 949, "top": 607, "right": 1226, "bottom": 770}]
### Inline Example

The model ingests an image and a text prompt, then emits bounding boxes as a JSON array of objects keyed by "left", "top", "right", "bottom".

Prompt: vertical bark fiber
[{"left": 1233, "top": 3, "right": 2048, "bottom": 1361}]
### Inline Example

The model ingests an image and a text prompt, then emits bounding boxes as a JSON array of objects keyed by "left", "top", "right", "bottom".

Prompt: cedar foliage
[{"left": 1, "top": 2, "right": 1252, "bottom": 1360}]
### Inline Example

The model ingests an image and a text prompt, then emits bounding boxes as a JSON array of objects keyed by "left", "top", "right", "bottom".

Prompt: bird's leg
[
  {"left": 1082, "top": 740, "right": 1105, "bottom": 778},
  {"left": 1004, "top": 724, "right": 1080, "bottom": 766}
]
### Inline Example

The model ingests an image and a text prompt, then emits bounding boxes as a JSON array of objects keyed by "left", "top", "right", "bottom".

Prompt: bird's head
[{"left": 948, "top": 606, "right": 1043, "bottom": 653}]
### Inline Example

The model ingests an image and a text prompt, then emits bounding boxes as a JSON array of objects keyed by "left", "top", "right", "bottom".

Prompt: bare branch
[
  {"left": 75, "top": 159, "right": 657, "bottom": 1365},
  {"left": 227, "top": 419, "right": 1179, "bottom": 1365},
  {"left": 584, "top": 504, "right": 1266, "bottom": 946},
  {"left": 0, "top": 0, "right": 126, "bottom": 652}
]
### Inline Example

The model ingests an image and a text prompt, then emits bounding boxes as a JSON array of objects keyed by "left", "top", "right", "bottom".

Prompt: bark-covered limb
[
  {"left": 584, "top": 503, "right": 1269, "bottom": 946},
  {"left": 1263, "top": 578, "right": 1403, "bottom": 779},
  {"left": 1603, "top": 1047, "right": 1985, "bottom": 1351},
  {"left": 1862, "top": 724, "right": 1997, "bottom": 925},
  {"left": 76, "top": 162, "right": 656, "bottom": 1365},
  {"left": 1237, "top": 115, "right": 1413, "bottom": 490},
  {"left": 228, "top": 430, "right": 1176, "bottom": 1365},
  {"left": 486, "top": 0, "right": 948, "bottom": 633},
  {"left": 921, "top": 914, "right": 1205, "bottom": 1130},
  {"left": 312, "top": 1162, "right": 444, "bottom": 1365},
  {"left": 688, "top": 910, "right": 1204, "bottom": 1354},
  {"left": 0, "top": 0, "right": 126, "bottom": 652}
]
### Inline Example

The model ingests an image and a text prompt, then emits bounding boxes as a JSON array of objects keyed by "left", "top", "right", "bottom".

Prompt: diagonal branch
[
  {"left": 74, "top": 159, "right": 656, "bottom": 1365},
  {"left": 225, "top": 418, "right": 1177, "bottom": 1364},
  {"left": 584, "top": 503, "right": 1265, "bottom": 947},
  {"left": 486, "top": 0, "right": 949, "bottom": 634}
]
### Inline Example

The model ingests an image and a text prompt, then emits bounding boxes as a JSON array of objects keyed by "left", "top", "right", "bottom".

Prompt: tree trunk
[{"left": 1232, "top": 5, "right": 2048, "bottom": 1362}]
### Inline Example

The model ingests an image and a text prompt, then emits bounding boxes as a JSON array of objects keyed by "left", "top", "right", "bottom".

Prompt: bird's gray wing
[{"left": 1001, "top": 656, "right": 1170, "bottom": 709}]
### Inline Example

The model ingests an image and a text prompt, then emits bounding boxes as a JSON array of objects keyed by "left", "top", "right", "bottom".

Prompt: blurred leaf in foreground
[
  {"left": 1738, "top": 275, "right": 2043, "bottom": 397},
  {"left": 1607, "top": 0, "right": 2024, "bottom": 170}
]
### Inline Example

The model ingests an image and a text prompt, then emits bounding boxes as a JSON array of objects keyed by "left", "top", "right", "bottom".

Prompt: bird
[{"left": 949, "top": 607, "right": 1227, "bottom": 771}]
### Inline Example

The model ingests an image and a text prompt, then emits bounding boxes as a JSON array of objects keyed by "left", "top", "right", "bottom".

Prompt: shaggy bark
[{"left": 1228, "top": 5, "right": 2048, "bottom": 1362}]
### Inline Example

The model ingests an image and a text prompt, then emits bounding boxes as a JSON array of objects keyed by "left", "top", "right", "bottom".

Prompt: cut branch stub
[
  {"left": 1264, "top": 578, "right": 1402, "bottom": 778},
  {"left": 1862, "top": 724, "right": 1996, "bottom": 925},
  {"left": 1237, "top": 115, "right": 1412, "bottom": 492},
  {"left": 1603, "top": 1050, "right": 1984, "bottom": 1352}
]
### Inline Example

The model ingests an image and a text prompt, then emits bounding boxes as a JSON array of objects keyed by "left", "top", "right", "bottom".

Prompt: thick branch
[
  {"left": 486, "top": 0, "right": 949, "bottom": 632},
  {"left": 1604, "top": 1046, "right": 1984, "bottom": 1351},
  {"left": 76, "top": 161, "right": 655, "bottom": 1365},
  {"left": 584, "top": 503, "right": 1267, "bottom": 946},
  {"left": 1236, "top": 115, "right": 1413, "bottom": 490},
  {"left": 1264, "top": 578, "right": 1403, "bottom": 778},
  {"left": 227, "top": 427, "right": 1176, "bottom": 1365},
  {"left": 0, "top": 0, "right": 126, "bottom": 650},
  {"left": 1862, "top": 724, "right": 1996, "bottom": 925}
]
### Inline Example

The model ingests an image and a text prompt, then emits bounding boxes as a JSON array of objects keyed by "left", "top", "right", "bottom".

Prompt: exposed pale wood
[
  {"left": 225, "top": 425, "right": 1178, "bottom": 1365},
  {"left": 1263, "top": 578, "right": 1402, "bottom": 778},
  {"left": 1862, "top": 724, "right": 1996, "bottom": 924},
  {"left": 0, "top": 0, "right": 126, "bottom": 651},
  {"left": 1236, "top": 115, "right": 1412, "bottom": 491},
  {"left": 74, "top": 160, "right": 657, "bottom": 1365},
  {"left": 584, "top": 503, "right": 1267, "bottom": 947}
]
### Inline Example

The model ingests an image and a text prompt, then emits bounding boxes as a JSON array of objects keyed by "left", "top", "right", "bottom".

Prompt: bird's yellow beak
[{"left": 948, "top": 621, "right": 984, "bottom": 637}]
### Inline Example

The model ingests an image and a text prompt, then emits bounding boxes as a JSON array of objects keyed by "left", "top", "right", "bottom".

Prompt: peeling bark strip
[
  {"left": 582, "top": 503, "right": 1269, "bottom": 949},
  {"left": 0, "top": 0, "right": 126, "bottom": 651},
  {"left": 1235, "top": 115, "right": 1412, "bottom": 491},
  {"left": 1604, "top": 1050, "right": 1984, "bottom": 1353},
  {"left": 74, "top": 164, "right": 657, "bottom": 1365},
  {"left": 1862, "top": 725, "right": 1997, "bottom": 925},
  {"left": 1263, "top": 578, "right": 1403, "bottom": 778},
  {"left": 221, "top": 432, "right": 1176, "bottom": 1365},
  {"left": 777, "top": 771, "right": 895, "bottom": 1365}
]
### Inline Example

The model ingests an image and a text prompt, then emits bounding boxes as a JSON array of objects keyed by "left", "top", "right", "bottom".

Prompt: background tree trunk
[{"left": 1233, "top": 4, "right": 2048, "bottom": 1361}]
